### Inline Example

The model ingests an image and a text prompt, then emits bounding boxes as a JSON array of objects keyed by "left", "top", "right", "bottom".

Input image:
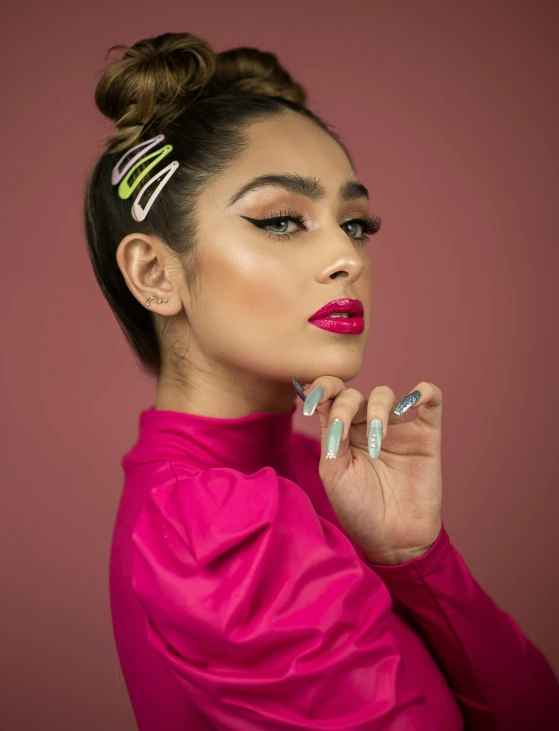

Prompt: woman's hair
[{"left": 84, "top": 32, "right": 354, "bottom": 378}]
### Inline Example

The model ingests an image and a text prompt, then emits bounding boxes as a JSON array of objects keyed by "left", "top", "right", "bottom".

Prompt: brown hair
[{"left": 83, "top": 32, "right": 355, "bottom": 378}]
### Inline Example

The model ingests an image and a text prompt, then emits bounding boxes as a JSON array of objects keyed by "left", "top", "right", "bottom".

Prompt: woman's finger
[
  {"left": 301, "top": 379, "right": 366, "bottom": 459},
  {"left": 323, "top": 387, "right": 368, "bottom": 441},
  {"left": 390, "top": 381, "right": 443, "bottom": 431},
  {"left": 366, "top": 386, "right": 401, "bottom": 440},
  {"left": 302, "top": 376, "right": 347, "bottom": 416}
]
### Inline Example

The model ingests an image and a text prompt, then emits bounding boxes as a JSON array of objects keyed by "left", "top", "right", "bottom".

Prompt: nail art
[
  {"left": 394, "top": 390, "right": 422, "bottom": 416},
  {"left": 368, "top": 418, "right": 383, "bottom": 460},
  {"left": 303, "top": 385, "right": 325, "bottom": 416},
  {"left": 326, "top": 418, "right": 343, "bottom": 459},
  {"left": 291, "top": 376, "right": 307, "bottom": 402}
]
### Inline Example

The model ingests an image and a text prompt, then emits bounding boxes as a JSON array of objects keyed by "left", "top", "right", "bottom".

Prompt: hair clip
[
  {"left": 111, "top": 134, "right": 180, "bottom": 221},
  {"left": 117, "top": 144, "right": 173, "bottom": 200},
  {"left": 132, "top": 161, "right": 179, "bottom": 222},
  {"left": 111, "top": 134, "right": 165, "bottom": 185}
]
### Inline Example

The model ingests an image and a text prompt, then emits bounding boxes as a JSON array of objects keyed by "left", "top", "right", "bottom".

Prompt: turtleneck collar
[{"left": 125, "top": 403, "right": 298, "bottom": 475}]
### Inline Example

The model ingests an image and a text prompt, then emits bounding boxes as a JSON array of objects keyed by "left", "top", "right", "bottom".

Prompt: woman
[{"left": 84, "top": 32, "right": 559, "bottom": 731}]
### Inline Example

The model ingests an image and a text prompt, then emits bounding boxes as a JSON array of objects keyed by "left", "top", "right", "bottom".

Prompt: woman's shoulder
[{"left": 132, "top": 454, "right": 329, "bottom": 565}]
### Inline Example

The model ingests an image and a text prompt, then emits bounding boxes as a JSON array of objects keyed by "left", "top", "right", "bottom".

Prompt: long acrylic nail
[
  {"left": 368, "top": 418, "right": 383, "bottom": 460},
  {"left": 291, "top": 376, "right": 307, "bottom": 402},
  {"left": 325, "top": 418, "right": 343, "bottom": 459},
  {"left": 394, "top": 390, "right": 421, "bottom": 416},
  {"left": 303, "top": 385, "right": 324, "bottom": 416}
]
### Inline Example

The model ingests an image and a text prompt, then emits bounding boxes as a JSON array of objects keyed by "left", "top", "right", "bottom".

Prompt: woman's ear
[{"left": 116, "top": 233, "right": 184, "bottom": 315}]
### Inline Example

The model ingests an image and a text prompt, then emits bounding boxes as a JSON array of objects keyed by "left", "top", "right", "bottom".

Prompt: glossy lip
[
  {"left": 309, "top": 316, "right": 364, "bottom": 335},
  {"left": 308, "top": 297, "right": 364, "bottom": 321}
]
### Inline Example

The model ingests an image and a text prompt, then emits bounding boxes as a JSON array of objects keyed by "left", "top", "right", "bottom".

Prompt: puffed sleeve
[
  {"left": 367, "top": 526, "right": 559, "bottom": 730},
  {"left": 132, "top": 465, "right": 441, "bottom": 731}
]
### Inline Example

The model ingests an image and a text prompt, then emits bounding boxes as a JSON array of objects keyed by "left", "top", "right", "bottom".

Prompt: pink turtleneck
[{"left": 109, "top": 404, "right": 559, "bottom": 730}]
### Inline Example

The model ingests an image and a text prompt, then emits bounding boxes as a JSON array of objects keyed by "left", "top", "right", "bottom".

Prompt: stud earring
[{"left": 146, "top": 296, "right": 169, "bottom": 306}]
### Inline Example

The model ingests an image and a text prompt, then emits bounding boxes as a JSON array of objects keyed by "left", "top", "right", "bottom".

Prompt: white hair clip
[{"left": 111, "top": 134, "right": 179, "bottom": 222}]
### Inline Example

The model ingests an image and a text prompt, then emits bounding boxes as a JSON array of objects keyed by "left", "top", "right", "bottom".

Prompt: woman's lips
[
  {"left": 309, "top": 297, "right": 364, "bottom": 320},
  {"left": 309, "top": 316, "right": 364, "bottom": 334}
]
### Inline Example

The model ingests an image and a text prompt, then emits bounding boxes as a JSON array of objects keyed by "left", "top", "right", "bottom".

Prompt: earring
[{"left": 146, "top": 296, "right": 169, "bottom": 306}]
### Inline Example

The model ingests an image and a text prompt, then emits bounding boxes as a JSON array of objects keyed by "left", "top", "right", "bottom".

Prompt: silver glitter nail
[
  {"left": 394, "top": 390, "right": 421, "bottom": 416},
  {"left": 291, "top": 376, "right": 307, "bottom": 402}
]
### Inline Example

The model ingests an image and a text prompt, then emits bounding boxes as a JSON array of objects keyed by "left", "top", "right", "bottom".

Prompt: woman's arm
[
  {"left": 131, "top": 465, "right": 447, "bottom": 731},
  {"left": 367, "top": 525, "right": 559, "bottom": 730}
]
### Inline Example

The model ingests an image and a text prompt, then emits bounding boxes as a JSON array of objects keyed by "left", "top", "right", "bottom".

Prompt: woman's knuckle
[
  {"left": 342, "top": 387, "right": 361, "bottom": 400},
  {"left": 368, "top": 386, "right": 393, "bottom": 406},
  {"left": 330, "top": 404, "right": 351, "bottom": 422},
  {"left": 374, "top": 385, "right": 394, "bottom": 397},
  {"left": 328, "top": 388, "right": 353, "bottom": 406}
]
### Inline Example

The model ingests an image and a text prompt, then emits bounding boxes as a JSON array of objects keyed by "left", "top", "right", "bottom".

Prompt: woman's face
[{"left": 161, "top": 110, "right": 375, "bottom": 416}]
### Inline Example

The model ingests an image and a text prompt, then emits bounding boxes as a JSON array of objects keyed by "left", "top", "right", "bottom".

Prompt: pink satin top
[{"left": 109, "top": 404, "right": 559, "bottom": 730}]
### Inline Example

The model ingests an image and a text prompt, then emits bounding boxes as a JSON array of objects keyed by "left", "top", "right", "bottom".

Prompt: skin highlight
[{"left": 115, "top": 110, "right": 375, "bottom": 418}]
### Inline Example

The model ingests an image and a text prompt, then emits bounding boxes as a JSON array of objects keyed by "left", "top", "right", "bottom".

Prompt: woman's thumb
[{"left": 303, "top": 385, "right": 333, "bottom": 436}]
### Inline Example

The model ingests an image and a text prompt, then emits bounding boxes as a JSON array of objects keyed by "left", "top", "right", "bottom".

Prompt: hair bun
[
  {"left": 95, "top": 32, "right": 217, "bottom": 151},
  {"left": 95, "top": 32, "right": 307, "bottom": 152},
  {"left": 211, "top": 47, "right": 307, "bottom": 106}
]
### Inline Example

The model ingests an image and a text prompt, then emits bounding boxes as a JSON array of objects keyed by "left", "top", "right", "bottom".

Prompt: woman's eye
[
  {"left": 266, "top": 219, "right": 299, "bottom": 235},
  {"left": 342, "top": 220, "right": 364, "bottom": 238},
  {"left": 241, "top": 211, "right": 381, "bottom": 242},
  {"left": 264, "top": 216, "right": 366, "bottom": 240}
]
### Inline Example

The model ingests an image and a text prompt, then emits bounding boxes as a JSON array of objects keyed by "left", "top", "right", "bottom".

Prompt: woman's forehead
[{"left": 202, "top": 118, "right": 355, "bottom": 210}]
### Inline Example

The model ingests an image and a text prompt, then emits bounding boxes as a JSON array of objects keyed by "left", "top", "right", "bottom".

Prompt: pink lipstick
[{"left": 308, "top": 297, "right": 364, "bottom": 335}]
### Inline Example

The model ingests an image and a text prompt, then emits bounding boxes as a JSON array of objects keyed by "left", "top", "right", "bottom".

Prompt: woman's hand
[{"left": 300, "top": 377, "right": 443, "bottom": 565}]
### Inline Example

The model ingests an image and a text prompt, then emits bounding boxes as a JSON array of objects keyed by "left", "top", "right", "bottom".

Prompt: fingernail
[
  {"left": 325, "top": 418, "right": 343, "bottom": 459},
  {"left": 368, "top": 418, "right": 383, "bottom": 460},
  {"left": 303, "top": 385, "right": 324, "bottom": 416},
  {"left": 394, "top": 390, "right": 421, "bottom": 416},
  {"left": 290, "top": 376, "right": 307, "bottom": 402}
]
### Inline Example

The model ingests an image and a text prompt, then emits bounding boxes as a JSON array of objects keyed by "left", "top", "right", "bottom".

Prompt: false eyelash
[{"left": 247, "top": 207, "right": 381, "bottom": 242}]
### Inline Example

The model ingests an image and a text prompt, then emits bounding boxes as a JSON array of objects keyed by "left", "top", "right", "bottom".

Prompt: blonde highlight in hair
[
  {"left": 95, "top": 32, "right": 307, "bottom": 154},
  {"left": 95, "top": 34, "right": 217, "bottom": 153}
]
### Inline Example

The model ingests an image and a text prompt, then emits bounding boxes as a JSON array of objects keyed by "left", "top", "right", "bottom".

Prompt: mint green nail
[
  {"left": 303, "top": 385, "right": 324, "bottom": 416},
  {"left": 368, "top": 418, "right": 383, "bottom": 460},
  {"left": 325, "top": 418, "right": 344, "bottom": 459}
]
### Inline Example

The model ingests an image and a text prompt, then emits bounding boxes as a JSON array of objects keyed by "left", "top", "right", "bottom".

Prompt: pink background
[{"left": 2, "top": 1, "right": 558, "bottom": 728}]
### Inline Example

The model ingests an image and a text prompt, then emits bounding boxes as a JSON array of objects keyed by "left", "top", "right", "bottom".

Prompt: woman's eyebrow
[{"left": 226, "top": 173, "right": 369, "bottom": 207}]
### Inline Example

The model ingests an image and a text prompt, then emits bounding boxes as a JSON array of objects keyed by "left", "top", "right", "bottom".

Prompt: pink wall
[{"left": 2, "top": 1, "right": 558, "bottom": 728}]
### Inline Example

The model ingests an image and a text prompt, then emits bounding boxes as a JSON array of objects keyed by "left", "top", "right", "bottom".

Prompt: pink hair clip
[
  {"left": 111, "top": 134, "right": 180, "bottom": 221},
  {"left": 131, "top": 161, "right": 180, "bottom": 222},
  {"left": 111, "top": 134, "right": 165, "bottom": 185}
]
